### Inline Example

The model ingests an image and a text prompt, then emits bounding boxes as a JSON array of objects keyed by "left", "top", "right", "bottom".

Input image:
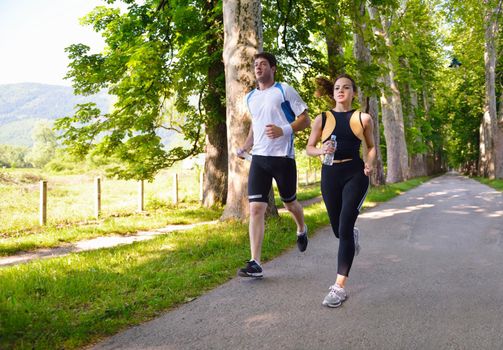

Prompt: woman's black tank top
[{"left": 331, "top": 110, "right": 362, "bottom": 160}]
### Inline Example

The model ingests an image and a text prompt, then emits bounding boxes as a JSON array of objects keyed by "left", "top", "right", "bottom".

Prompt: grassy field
[
  {"left": 0, "top": 176, "right": 431, "bottom": 350},
  {"left": 0, "top": 164, "right": 324, "bottom": 256},
  {"left": 0, "top": 167, "right": 203, "bottom": 232},
  {"left": 0, "top": 167, "right": 221, "bottom": 256}
]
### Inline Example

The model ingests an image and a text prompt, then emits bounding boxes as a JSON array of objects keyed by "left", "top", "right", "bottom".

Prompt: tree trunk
[
  {"left": 496, "top": 90, "right": 503, "bottom": 178},
  {"left": 480, "top": 0, "right": 500, "bottom": 178},
  {"left": 380, "top": 86, "right": 404, "bottom": 183},
  {"left": 353, "top": 1, "right": 385, "bottom": 185},
  {"left": 221, "top": 0, "right": 262, "bottom": 220},
  {"left": 203, "top": 122, "right": 228, "bottom": 207},
  {"left": 381, "top": 14, "right": 409, "bottom": 181},
  {"left": 408, "top": 84, "right": 427, "bottom": 177},
  {"left": 202, "top": 0, "right": 228, "bottom": 207},
  {"left": 368, "top": 5, "right": 409, "bottom": 183}
]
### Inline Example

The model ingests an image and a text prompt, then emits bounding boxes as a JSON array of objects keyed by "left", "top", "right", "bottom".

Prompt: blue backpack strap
[{"left": 274, "top": 82, "right": 295, "bottom": 123}]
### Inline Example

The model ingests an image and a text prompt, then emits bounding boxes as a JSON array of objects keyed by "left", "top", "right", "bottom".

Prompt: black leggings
[{"left": 321, "top": 158, "right": 369, "bottom": 277}]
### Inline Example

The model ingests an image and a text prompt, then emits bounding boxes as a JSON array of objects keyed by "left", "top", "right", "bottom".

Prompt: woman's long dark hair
[{"left": 315, "top": 74, "right": 357, "bottom": 99}]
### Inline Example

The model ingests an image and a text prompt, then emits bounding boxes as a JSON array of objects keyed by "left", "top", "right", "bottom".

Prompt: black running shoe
[
  {"left": 296, "top": 225, "right": 308, "bottom": 252},
  {"left": 238, "top": 260, "right": 263, "bottom": 278}
]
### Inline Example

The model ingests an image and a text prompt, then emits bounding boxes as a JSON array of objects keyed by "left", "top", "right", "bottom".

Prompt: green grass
[
  {"left": 474, "top": 177, "right": 503, "bottom": 191},
  {"left": 0, "top": 176, "right": 431, "bottom": 350},
  {"left": 0, "top": 204, "right": 222, "bottom": 256},
  {"left": 0, "top": 168, "right": 217, "bottom": 256},
  {"left": 275, "top": 182, "right": 321, "bottom": 207},
  {"left": 0, "top": 168, "right": 203, "bottom": 235},
  {"left": 0, "top": 174, "right": 322, "bottom": 257}
]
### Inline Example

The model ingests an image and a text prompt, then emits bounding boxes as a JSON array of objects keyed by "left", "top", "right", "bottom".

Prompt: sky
[{"left": 0, "top": 0, "right": 109, "bottom": 86}]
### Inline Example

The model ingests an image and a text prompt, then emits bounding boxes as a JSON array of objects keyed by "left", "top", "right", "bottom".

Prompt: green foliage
[
  {"left": 436, "top": 0, "right": 489, "bottom": 170},
  {"left": 0, "top": 144, "right": 30, "bottom": 168},
  {"left": 59, "top": 0, "right": 225, "bottom": 181}
]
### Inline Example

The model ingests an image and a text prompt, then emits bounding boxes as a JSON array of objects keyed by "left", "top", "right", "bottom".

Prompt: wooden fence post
[
  {"left": 138, "top": 180, "right": 144, "bottom": 212},
  {"left": 95, "top": 177, "right": 101, "bottom": 219},
  {"left": 39, "top": 180, "right": 47, "bottom": 225},
  {"left": 173, "top": 173, "right": 178, "bottom": 204}
]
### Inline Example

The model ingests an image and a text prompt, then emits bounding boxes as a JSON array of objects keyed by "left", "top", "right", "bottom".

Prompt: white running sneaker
[{"left": 322, "top": 284, "right": 347, "bottom": 308}]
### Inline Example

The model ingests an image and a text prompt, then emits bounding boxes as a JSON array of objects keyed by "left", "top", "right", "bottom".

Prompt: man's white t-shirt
[{"left": 245, "top": 82, "right": 307, "bottom": 158}]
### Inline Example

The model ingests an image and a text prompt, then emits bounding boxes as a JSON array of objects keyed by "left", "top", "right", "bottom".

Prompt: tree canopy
[{"left": 57, "top": 0, "right": 503, "bottom": 214}]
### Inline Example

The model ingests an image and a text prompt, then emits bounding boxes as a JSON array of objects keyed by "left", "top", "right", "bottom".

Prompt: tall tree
[
  {"left": 221, "top": 0, "right": 262, "bottom": 220},
  {"left": 368, "top": 4, "right": 410, "bottom": 182},
  {"left": 440, "top": 0, "right": 484, "bottom": 174},
  {"left": 58, "top": 0, "right": 228, "bottom": 205},
  {"left": 480, "top": 0, "right": 502, "bottom": 178},
  {"left": 392, "top": 0, "right": 444, "bottom": 177},
  {"left": 200, "top": 0, "right": 228, "bottom": 206},
  {"left": 352, "top": 0, "right": 385, "bottom": 185}
]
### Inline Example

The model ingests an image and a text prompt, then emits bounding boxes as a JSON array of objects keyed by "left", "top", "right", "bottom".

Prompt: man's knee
[
  {"left": 249, "top": 202, "right": 268, "bottom": 217},
  {"left": 284, "top": 199, "right": 301, "bottom": 212}
]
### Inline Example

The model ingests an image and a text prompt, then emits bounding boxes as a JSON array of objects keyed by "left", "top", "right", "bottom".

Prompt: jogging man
[{"left": 237, "top": 52, "right": 311, "bottom": 278}]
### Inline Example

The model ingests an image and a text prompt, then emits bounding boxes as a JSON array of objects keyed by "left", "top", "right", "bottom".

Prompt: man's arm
[
  {"left": 237, "top": 126, "right": 254, "bottom": 159},
  {"left": 292, "top": 109, "right": 310, "bottom": 132},
  {"left": 242, "top": 127, "right": 254, "bottom": 152},
  {"left": 265, "top": 109, "right": 310, "bottom": 139}
]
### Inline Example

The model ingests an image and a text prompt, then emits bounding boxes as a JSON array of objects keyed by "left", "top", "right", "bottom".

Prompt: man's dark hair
[{"left": 253, "top": 52, "right": 277, "bottom": 68}]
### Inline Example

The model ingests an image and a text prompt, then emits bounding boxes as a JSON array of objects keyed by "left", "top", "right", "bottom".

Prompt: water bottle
[
  {"left": 322, "top": 135, "right": 337, "bottom": 165},
  {"left": 237, "top": 149, "right": 252, "bottom": 161}
]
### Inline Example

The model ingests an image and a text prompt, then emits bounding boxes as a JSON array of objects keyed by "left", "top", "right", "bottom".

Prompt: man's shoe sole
[
  {"left": 237, "top": 270, "right": 263, "bottom": 278},
  {"left": 322, "top": 300, "right": 343, "bottom": 308}
]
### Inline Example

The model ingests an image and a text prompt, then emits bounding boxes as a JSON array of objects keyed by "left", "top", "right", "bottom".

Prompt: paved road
[{"left": 92, "top": 174, "right": 503, "bottom": 350}]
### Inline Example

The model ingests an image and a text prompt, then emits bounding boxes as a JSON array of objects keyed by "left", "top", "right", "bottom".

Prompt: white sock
[{"left": 297, "top": 225, "right": 307, "bottom": 236}]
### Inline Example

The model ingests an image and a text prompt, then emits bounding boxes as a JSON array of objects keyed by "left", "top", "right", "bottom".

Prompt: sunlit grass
[
  {"left": 474, "top": 177, "right": 503, "bottom": 191},
  {"left": 0, "top": 168, "right": 202, "bottom": 233},
  {"left": 0, "top": 172, "right": 322, "bottom": 256}
]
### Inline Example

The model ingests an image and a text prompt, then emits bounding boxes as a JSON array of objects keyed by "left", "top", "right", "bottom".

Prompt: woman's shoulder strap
[
  {"left": 321, "top": 110, "right": 336, "bottom": 143},
  {"left": 349, "top": 110, "right": 364, "bottom": 141}
]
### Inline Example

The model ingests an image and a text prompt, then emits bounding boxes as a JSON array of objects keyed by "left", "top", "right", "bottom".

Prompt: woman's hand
[
  {"left": 364, "top": 163, "right": 373, "bottom": 176},
  {"left": 321, "top": 140, "right": 336, "bottom": 155}
]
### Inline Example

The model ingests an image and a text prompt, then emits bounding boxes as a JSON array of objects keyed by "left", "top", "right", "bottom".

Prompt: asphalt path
[{"left": 92, "top": 173, "right": 503, "bottom": 350}]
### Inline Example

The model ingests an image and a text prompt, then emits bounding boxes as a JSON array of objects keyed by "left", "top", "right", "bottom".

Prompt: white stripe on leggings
[{"left": 357, "top": 182, "right": 370, "bottom": 212}]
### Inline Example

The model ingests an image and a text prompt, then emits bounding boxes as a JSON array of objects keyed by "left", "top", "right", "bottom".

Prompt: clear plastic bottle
[
  {"left": 237, "top": 149, "right": 252, "bottom": 161},
  {"left": 322, "top": 135, "right": 337, "bottom": 165}
]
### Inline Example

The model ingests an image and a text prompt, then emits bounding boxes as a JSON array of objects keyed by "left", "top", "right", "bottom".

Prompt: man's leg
[
  {"left": 249, "top": 201, "right": 268, "bottom": 264},
  {"left": 283, "top": 200, "right": 305, "bottom": 232}
]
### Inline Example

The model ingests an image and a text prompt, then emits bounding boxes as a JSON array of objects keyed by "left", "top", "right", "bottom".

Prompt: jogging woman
[{"left": 306, "top": 74, "right": 376, "bottom": 307}]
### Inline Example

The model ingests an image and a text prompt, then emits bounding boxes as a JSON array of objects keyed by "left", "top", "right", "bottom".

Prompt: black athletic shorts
[{"left": 248, "top": 155, "right": 297, "bottom": 203}]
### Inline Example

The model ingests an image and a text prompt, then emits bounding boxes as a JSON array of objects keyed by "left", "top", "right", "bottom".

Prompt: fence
[
  {"left": 35, "top": 168, "right": 319, "bottom": 226},
  {"left": 37, "top": 173, "right": 202, "bottom": 225}
]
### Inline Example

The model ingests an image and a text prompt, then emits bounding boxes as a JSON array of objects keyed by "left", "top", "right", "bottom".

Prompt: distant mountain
[{"left": 0, "top": 83, "right": 112, "bottom": 146}]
